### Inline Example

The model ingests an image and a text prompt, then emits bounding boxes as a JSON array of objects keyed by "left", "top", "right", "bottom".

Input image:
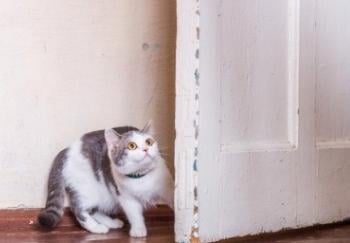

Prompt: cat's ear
[
  {"left": 104, "top": 128, "right": 120, "bottom": 148},
  {"left": 141, "top": 120, "right": 153, "bottom": 134}
]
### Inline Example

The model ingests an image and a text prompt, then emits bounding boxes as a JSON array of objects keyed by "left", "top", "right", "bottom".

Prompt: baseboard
[{"left": 225, "top": 219, "right": 350, "bottom": 242}]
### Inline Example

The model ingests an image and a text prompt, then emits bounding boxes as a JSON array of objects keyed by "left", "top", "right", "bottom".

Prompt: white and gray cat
[{"left": 38, "top": 123, "right": 174, "bottom": 237}]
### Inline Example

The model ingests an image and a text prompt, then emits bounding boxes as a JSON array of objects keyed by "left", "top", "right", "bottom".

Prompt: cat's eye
[
  {"left": 127, "top": 142, "right": 138, "bottom": 150},
  {"left": 145, "top": 138, "right": 154, "bottom": 146}
]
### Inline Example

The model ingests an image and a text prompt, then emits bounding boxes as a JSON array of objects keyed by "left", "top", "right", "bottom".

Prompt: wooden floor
[
  {"left": 1, "top": 207, "right": 350, "bottom": 242},
  {"left": 223, "top": 223, "right": 350, "bottom": 243},
  {"left": 0, "top": 206, "right": 174, "bottom": 243}
]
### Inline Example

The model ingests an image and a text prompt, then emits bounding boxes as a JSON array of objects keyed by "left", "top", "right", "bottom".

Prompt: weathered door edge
[{"left": 175, "top": 0, "right": 200, "bottom": 242}]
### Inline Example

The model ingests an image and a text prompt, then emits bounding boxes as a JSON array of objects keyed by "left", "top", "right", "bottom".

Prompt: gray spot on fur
[
  {"left": 65, "top": 186, "right": 87, "bottom": 222},
  {"left": 81, "top": 126, "right": 139, "bottom": 194}
]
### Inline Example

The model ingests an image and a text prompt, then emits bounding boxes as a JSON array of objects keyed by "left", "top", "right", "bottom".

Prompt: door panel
[
  {"left": 316, "top": 0, "right": 350, "bottom": 147},
  {"left": 315, "top": 0, "right": 350, "bottom": 223},
  {"left": 220, "top": 0, "right": 298, "bottom": 152},
  {"left": 199, "top": 0, "right": 316, "bottom": 241}
]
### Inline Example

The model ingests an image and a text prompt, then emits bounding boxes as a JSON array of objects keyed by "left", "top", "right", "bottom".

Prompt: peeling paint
[
  {"left": 142, "top": 43, "right": 150, "bottom": 50},
  {"left": 191, "top": 1, "right": 201, "bottom": 241},
  {"left": 175, "top": 0, "right": 201, "bottom": 241}
]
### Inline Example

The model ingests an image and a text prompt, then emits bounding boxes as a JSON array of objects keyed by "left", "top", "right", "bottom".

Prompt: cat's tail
[{"left": 38, "top": 149, "right": 67, "bottom": 229}]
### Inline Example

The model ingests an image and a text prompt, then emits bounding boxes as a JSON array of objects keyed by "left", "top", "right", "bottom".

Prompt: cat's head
[{"left": 104, "top": 122, "right": 160, "bottom": 175}]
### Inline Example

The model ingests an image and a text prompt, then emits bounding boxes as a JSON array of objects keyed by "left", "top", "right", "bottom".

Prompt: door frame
[{"left": 175, "top": 0, "right": 200, "bottom": 242}]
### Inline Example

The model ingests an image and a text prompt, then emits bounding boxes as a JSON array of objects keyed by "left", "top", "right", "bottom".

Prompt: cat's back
[
  {"left": 61, "top": 126, "right": 140, "bottom": 207},
  {"left": 62, "top": 126, "right": 139, "bottom": 174}
]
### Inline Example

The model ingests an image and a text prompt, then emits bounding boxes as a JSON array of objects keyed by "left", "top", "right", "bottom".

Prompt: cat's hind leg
[
  {"left": 74, "top": 210, "right": 109, "bottom": 234},
  {"left": 92, "top": 212, "right": 124, "bottom": 229},
  {"left": 74, "top": 211, "right": 109, "bottom": 234},
  {"left": 67, "top": 188, "right": 109, "bottom": 234}
]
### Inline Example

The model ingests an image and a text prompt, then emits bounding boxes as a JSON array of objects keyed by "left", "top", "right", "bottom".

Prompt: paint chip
[
  {"left": 194, "top": 69, "right": 200, "bottom": 84},
  {"left": 194, "top": 147, "right": 198, "bottom": 156},
  {"left": 142, "top": 43, "right": 150, "bottom": 51},
  {"left": 195, "top": 49, "right": 199, "bottom": 59},
  {"left": 196, "top": 27, "right": 200, "bottom": 40}
]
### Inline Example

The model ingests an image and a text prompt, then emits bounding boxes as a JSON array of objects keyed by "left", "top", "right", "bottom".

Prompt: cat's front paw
[
  {"left": 88, "top": 224, "right": 109, "bottom": 234},
  {"left": 129, "top": 226, "right": 147, "bottom": 238}
]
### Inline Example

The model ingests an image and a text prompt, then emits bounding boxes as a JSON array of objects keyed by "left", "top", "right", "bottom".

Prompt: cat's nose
[{"left": 143, "top": 148, "right": 148, "bottom": 152}]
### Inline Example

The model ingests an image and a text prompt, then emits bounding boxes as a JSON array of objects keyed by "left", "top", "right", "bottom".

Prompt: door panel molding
[
  {"left": 316, "top": 140, "right": 350, "bottom": 150},
  {"left": 221, "top": 141, "right": 296, "bottom": 153},
  {"left": 219, "top": 0, "right": 300, "bottom": 154}
]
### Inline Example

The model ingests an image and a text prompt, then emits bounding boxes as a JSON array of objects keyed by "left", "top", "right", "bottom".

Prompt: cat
[{"left": 38, "top": 123, "right": 174, "bottom": 237}]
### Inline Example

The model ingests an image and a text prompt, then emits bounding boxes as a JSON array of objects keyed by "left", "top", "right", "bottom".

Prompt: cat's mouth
[
  {"left": 143, "top": 153, "right": 153, "bottom": 159},
  {"left": 136, "top": 153, "right": 153, "bottom": 163}
]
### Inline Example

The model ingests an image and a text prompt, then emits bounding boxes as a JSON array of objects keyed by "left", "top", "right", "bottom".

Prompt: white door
[
  {"left": 314, "top": 0, "right": 350, "bottom": 224},
  {"left": 175, "top": 0, "right": 350, "bottom": 242}
]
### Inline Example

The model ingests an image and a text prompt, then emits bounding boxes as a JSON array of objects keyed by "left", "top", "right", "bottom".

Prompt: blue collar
[{"left": 126, "top": 173, "right": 147, "bottom": 179}]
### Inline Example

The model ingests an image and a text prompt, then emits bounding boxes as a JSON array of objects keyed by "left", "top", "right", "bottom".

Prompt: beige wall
[{"left": 0, "top": 0, "right": 176, "bottom": 208}]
